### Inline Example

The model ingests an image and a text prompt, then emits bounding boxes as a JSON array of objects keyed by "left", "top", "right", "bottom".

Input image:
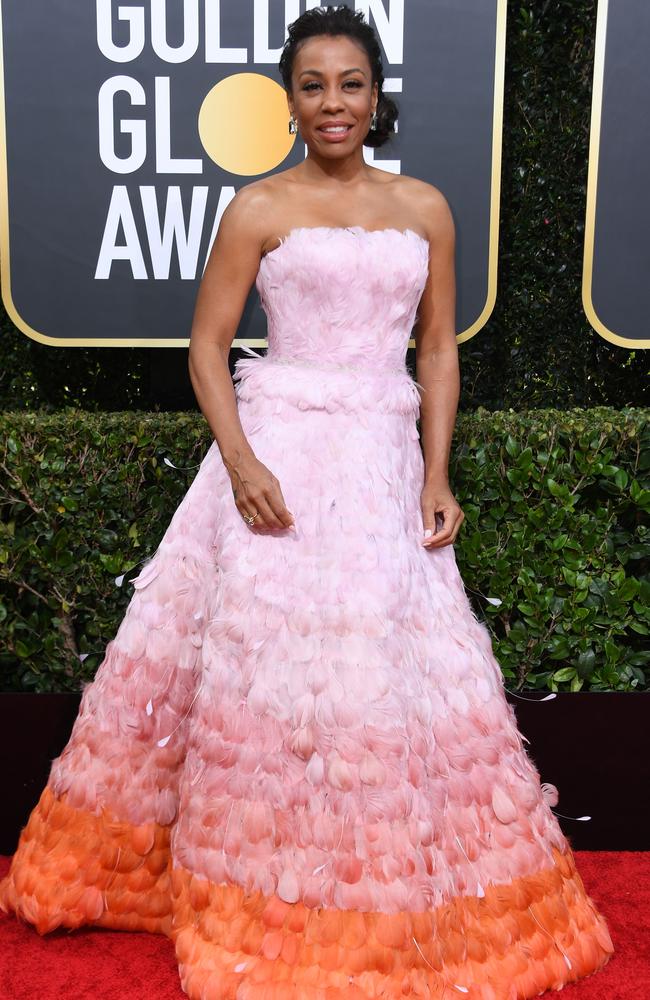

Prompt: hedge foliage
[
  {"left": 0, "top": 0, "right": 647, "bottom": 414},
  {"left": 1, "top": 407, "right": 647, "bottom": 694}
]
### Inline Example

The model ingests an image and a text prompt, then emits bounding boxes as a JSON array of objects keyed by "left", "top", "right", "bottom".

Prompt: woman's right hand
[{"left": 226, "top": 452, "right": 295, "bottom": 531}]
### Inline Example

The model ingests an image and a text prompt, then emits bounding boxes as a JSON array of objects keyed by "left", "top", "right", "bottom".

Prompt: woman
[{"left": 0, "top": 7, "right": 614, "bottom": 999}]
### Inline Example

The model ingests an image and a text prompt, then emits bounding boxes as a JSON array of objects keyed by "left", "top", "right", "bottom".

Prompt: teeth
[{"left": 322, "top": 126, "right": 349, "bottom": 133}]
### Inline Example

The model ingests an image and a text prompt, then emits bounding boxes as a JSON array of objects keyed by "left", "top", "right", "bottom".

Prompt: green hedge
[{"left": 1, "top": 407, "right": 647, "bottom": 693}]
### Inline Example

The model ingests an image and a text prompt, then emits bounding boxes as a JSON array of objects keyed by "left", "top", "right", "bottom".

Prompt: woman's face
[{"left": 288, "top": 34, "right": 378, "bottom": 155}]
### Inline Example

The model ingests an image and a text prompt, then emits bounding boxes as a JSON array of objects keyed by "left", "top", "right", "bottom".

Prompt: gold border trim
[
  {"left": 450, "top": 0, "right": 506, "bottom": 348},
  {"left": 582, "top": 0, "right": 650, "bottom": 349},
  {"left": 0, "top": 1, "right": 507, "bottom": 350}
]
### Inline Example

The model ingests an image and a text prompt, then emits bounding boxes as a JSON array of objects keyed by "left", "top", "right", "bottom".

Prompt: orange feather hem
[{"left": 0, "top": 786, "right": 614, "bottom": 1000}]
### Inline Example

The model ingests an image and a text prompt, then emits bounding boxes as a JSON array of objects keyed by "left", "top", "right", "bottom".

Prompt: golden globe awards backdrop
[
  {"left": 583, "top": 0, "right": 650, "bottom": 349},
  {"left": 0, "top": 1, "right": 507, "bottom": 348}
]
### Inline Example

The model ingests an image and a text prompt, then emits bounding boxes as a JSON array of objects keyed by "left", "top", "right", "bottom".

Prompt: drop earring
[
  {"left": 370, "top": 110, "right": 377, "bottom": 131},
  {"left": 288, "top": 114, "right": 298, "bottom": 135}
]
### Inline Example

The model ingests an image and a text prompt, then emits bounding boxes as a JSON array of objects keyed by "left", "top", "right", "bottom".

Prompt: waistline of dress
[
  {"left": 234, "top": 345, "right": 416, "bottom": 380},
  {"left": 232, "top": 347, "right": 423, "bottom": 416}
]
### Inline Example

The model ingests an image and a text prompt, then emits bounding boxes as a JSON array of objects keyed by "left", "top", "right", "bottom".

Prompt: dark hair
[{"left": 278, "top": 5, "right": 398, "bottom": 149}]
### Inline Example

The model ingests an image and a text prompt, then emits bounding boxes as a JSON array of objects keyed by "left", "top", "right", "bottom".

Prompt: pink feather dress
[{"left": 0, "top": 226, "right": 614, "bottom": 998}]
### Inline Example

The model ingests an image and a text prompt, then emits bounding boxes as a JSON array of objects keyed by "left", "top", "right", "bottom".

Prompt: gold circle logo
[{"left": 198, "top": 73, "right": 295, "bottom": 176}]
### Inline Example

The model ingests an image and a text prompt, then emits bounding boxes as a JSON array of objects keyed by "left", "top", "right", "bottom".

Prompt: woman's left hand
[{"left": 420, "top": 477, "right": 465, "bottom": 547}]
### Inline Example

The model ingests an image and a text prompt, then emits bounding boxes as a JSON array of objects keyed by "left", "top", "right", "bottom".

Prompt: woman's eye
[{"left": 303, "top": 80, "right": 362, "bottom": 91}]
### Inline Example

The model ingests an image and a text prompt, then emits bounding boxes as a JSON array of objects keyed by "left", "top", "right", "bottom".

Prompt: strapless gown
[{"left": 0, "top": 227, "right": 614, "bottom": 999}]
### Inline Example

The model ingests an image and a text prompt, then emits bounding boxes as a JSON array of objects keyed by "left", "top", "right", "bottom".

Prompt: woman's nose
[{"left": 320, "top": 90, "right": 345, "bottom": 110}]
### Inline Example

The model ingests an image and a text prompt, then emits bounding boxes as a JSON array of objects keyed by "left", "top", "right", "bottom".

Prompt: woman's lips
[{"left": 317, "top": 125, "right": 353, "bottom": 142}]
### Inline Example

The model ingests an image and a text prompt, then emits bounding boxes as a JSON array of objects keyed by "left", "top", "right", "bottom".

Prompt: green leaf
[
  {"left": 552, "top": 667, "right": 576, "bottom": 682},
  {"left": 505, "top": 435, "right": 520, "bottom": 458}
]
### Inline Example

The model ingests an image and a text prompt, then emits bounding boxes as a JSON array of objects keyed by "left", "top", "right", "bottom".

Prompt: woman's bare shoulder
[
  {"left": 221, "top": 170, "right": 299, "bottom": 244},
  {"left": 397, "top": 175, "right": 454, "bottom": 241},
  {"left": 391, "top": 173, "right": 451, "bottom": 212},
  {"left": 226, "top": 173, "right": 286, "bottom": 218},
  {"left": 369, "top": 169, "right": 452, "bottom": 235}
]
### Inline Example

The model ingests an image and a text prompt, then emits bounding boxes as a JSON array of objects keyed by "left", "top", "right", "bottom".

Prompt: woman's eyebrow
[{"left": 298, "top": 67, "right": 367, "bottom": 77}]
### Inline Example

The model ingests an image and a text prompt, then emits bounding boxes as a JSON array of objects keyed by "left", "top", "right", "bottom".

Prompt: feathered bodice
[
  {"left": 254, "top": 226, "right": 430, "bottom": 369},
  {"left": 232, "top": 226, "right": 430, "bottom": 416}
]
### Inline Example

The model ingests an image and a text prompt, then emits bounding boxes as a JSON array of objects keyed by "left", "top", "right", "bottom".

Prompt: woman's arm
[
  {"left": 413, "top": 187, "right": 464, "bottom": 546},
  {"left": 188, "top": 187, "right": 295, "bottom": 531}
]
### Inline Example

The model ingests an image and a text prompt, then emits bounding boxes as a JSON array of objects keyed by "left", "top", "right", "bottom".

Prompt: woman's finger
[
  {"left": 423, "top": 508, "right": 463, "bottom": 547},
  {"left": 247, "top": 492, "right": 288, "bottom": 530},
  {"left": 265, "top": 481, "right": 295, "bottom": 529},
  {"left": 236, "top": 499, "right": 264, "bottom": 527}
]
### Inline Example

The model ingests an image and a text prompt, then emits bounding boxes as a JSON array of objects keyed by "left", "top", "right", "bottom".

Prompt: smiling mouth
[{"left": 318, "top": 125, "right": 353, "bottom": 134}]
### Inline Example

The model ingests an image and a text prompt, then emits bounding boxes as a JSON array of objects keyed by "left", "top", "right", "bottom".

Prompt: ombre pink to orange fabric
[
  {"left": 0, "top": 787, "right": 613, "bottom": 999},
  {"left": 0, "top": 228, "right": 614, "bottom": 997}
]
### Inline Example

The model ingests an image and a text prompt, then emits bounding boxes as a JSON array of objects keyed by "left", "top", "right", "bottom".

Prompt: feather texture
[{"left": 0, "top": 228, "right": 614, "bottom": 997}]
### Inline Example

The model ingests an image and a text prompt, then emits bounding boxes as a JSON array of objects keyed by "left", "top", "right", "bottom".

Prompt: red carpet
[{"left": 0, "top": 852, "right": 647, "bottom": 999}]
